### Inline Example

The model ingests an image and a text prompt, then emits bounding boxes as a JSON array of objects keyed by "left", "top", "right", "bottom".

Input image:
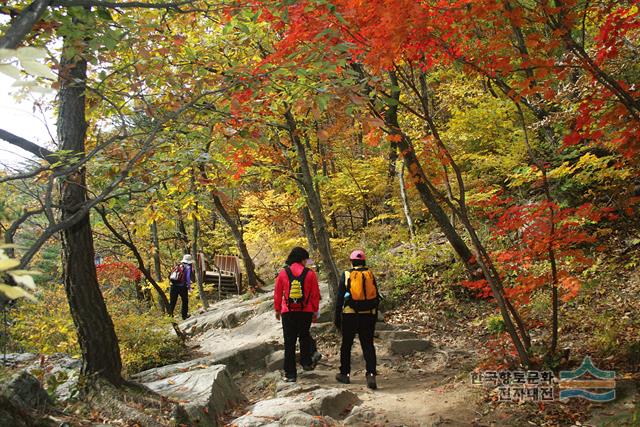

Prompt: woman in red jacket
[{"left": 274, "top": 246, "right": 320, "bottom": 382}]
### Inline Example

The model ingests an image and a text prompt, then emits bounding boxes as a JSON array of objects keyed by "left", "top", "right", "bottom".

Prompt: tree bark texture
[
  {"left": 384, "top": 71, "right": 479, "bottom": 278},
  {"left": 209, "top": 191, "right": 259, "bottom": 292},
  {"left": 301, "top": 207, "right": 318, "bottom": 253},
  {"left": 191, "top": 212, "right": 209, "bottom": 309},
  {"left": 284, "top": 110, "right": 340, "bottom": 298},
  {"left": 57, "top": 38, "right": 123, "bottom": 385},
  {"left": 397, "top": 161, "right": 415, "bottom": 240}
]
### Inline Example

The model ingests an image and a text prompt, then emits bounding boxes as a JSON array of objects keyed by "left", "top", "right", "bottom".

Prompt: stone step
[
  {"left": 375, "top": 330, "right": 417, "bottom": 340},
  {"left": 375, "top": 321, "right": 396, "bottom": 331},
  {"left": 389, "top": 338, "right": 433, "bottom": 355}
]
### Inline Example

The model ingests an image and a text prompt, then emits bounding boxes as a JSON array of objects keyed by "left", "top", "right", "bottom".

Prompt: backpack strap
[
  {"left": 284, "top": 266, "right": 294, "bottom": 282},
  {"left": 298, "top": 267, "right": 310, "bottom": 306}
]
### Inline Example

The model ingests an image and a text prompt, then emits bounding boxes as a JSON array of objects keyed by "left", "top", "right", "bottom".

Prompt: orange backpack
[{"left": 344, "top": 268, "right": 379, "bottom": 312}]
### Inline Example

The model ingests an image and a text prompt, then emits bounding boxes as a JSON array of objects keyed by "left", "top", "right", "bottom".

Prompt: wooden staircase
[{"left": 198, "top": 253, "right": 243, "bottom": 298}]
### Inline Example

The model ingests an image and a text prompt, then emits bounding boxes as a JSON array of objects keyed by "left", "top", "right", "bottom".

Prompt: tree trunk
[
  {"left": 149, "top": 218, "right": 170, "bottom": 311},
  {"left": 284, "top": 110, "right": 340, "bottom": 298},
  {"left": 98, "top": 208, "right": 170, "bottom": 313},
  {"left": 150, "top": 219, "right": 162, "bottom": 281},
  {"left": 397, "top": 161, "right": 416, "bottom": 240},
  {"left": 301, "top": 207, "right": 318, "bottom": 253},
  {"left": 209, "top": 191, "right": 259, "bottom": 292},
  {"left": 176, "top": 214, "right": 190, "bottom": 254},
  {"left": 385, "top": 71, "right": 479, "bottom": 278},
  {"left": 191, "top": 209, "right": 209, "bottom": 309},
  {"left": 57, "top": 36, "right": 122, "bottom": 385}
]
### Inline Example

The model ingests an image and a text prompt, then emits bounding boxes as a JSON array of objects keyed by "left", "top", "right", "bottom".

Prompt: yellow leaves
[
  {"left": 0, "top": 249, "right": 38, "bottom": 301},
  {"left": 368, "top": 213, "right": 402, "bottom": 224},
  {"left": 507, "top": 166, "right": 541, "bottom": 188},
  {"left": 466, "top": 187, "right": 500, "bottom": 203},
  {"left": 181, "top": 195, "right": 196, "bottom": 211},
  {"left": 547, "top": 153, "right": 631, "bottom": 186},
  {"left": 0, "top": 284, "right": 36, "bottom": 301},
  {"left": 0, "top": 258, "right": 20, "bottom": 271},
  {"left": 546, "top": 161, "right": 578, "bottom": 180},
  {"left": 144, "top": 207, "right": 165, "bottom": 226},
  {"left": 188, "top": 210, "right": 202, "bottom": 221}
]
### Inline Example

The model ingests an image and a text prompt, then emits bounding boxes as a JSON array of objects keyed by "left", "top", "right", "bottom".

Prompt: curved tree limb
[{"left": 0, "top": 129, "right": 55, "bottom": 161}]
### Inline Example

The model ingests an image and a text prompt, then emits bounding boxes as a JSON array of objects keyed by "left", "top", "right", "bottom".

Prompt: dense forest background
[{"left": 0, "top": 0, "right": 639, "bottom": 424}]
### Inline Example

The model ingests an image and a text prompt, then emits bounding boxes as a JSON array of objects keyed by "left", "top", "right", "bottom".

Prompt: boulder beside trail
[
  {"left": 0, "top": 371, "right": 51, "bottom": 411},
  {"left": 231, "top": 384, "right": 360, "bottom": 426},
  {"left": 389, "top": 338, "right": 433, "bottom": 355},
  {"left": 143, "top": 364, "right": 244, "bottom": 427}
]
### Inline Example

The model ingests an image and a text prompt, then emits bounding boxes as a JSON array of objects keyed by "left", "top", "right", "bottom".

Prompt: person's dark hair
[
  {"left": 285, "top": 246, "right": 309, "bottom": 266},
  {"left": 351, "top": 259, "right": 366, "bottom": 267}
]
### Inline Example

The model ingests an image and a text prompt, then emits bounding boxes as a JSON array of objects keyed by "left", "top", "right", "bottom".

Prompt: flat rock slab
[
  {"left": 389, "top": 339, "right": 433, "bottom": 355},
  {"left": 183, "top": 297, "right": 272, "bottom": 334},
  {"left": 231, "top": 387, "right": 360, "bottom": 426},
  {"left": 144, "top": 364, "right": 244, "bottom": 427},
  {"left": 133, "top": 340, "right": 277, "bottom": 383}
]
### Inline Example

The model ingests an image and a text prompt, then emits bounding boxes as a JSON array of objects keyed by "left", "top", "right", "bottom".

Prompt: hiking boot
[
  {"left": 335, "top": 373, "right": 350, "bottom": 384},
  {"left": 283, "top": 376, "right": 297, "bottom": 382},
  {"left": 302, "top": 364, "right": 314, "bottom": 371},
  {"left": 366, "top": 373, "right": 377, "bottom": 390}
]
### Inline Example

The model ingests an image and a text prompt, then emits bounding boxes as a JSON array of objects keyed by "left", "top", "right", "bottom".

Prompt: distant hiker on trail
[
  {"left": 274, "top": 246, "right": 321, "bottom": 382},
  {"left": 168, "top": 254, "right": 193, "bottom": 320},
  {"left": 335, "top": 250, "right": 380, "bottom": 390}
]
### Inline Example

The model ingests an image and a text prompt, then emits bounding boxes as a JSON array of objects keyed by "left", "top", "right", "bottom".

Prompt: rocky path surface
[{"left": 131, "top": 283, "right": 483, "bottom": 426}]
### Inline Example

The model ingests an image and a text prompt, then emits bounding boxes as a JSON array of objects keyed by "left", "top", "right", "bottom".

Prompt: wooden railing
[{"left": 197, "top": 252, "right": 243, "bottom": 295}]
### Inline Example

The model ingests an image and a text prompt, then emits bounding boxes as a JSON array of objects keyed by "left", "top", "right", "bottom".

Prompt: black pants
[
  {"left": 340, "top": 313, "right": 377, "bottom": 375},
  {"left": 309, "top": 335, "right": 318, "bottom": 355},
  {"left": 281, "top": 311, "right": 313, "bottom": 378},
  {"left": 168, "top": 284, "right": 189, "bottom": 320}
]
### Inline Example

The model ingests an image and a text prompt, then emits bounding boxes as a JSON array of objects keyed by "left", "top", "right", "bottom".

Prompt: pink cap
[{"left": 350, "top": 250, "right": 366, "bottom": 261}]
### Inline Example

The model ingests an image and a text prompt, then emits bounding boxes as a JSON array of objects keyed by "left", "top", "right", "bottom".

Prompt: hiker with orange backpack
[
  {"left": 274, "top": 247, "right": 321, "bottom": 382},
  {"left": 335, "top": 250, "right": 380, "bottom": 389}
]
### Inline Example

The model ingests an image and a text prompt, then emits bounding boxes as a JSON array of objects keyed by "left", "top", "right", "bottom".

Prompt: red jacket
[{"left": 274, "top": 262, "right": 320, "bottom": 314}]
